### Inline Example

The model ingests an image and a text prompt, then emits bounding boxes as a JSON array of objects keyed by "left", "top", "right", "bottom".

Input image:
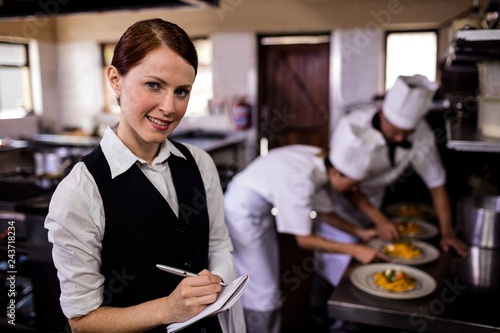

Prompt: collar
[{"left": 100, "top": 123, "right": 186, "bottom": 179}]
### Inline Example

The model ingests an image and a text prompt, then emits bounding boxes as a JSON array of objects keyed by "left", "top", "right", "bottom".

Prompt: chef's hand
[
  {"left": 355, "top": 227, "right": 378, "bottom": 242},
  {"left": 440, "top": 236, "right": 469, "bottom": 257},
  {"left": 352, "top": 244, "right": 392, "bottom": 264},
  {"left": 375, "top": 219, "right": 400, "bottom": 242},
  {"left": 163, "top": 269, "right": 223, "bottom": 323}
]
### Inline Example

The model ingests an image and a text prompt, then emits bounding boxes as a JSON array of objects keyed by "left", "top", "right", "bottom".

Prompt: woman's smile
[{"left": 147, "top": 115, "right": 171, "bottom": 128}]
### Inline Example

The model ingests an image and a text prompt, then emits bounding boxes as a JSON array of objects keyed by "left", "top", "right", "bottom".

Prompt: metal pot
[
  {"left": 33, "top": 148, "right": 74, "bottom": 190},
  {"left": 457, "top": 195, "right": 500, "bottom": 249}
]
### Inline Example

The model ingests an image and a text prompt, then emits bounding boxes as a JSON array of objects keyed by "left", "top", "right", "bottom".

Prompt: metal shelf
[
  {"left": 446, "top": 119, "right": 500, "bottom": 152},
  {"left": 446, "top": 29, "right": 500, "bottom": 70}
]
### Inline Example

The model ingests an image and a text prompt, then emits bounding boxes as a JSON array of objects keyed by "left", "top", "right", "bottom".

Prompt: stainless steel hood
[{"left": 0, "top": 0, "right": 218, "bottom": 18}]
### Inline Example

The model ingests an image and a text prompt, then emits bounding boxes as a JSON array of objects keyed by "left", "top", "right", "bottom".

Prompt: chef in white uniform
[
  {"left": 314, "top": 75, "right": 469, "bottom": 326},
  {"left": 224, "top": 124, "right": 390, "bottom": 333}
]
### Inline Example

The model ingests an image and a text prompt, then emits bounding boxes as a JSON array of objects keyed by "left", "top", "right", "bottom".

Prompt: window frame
[
  {"left": 0, "top": 40, "right": 33, "bottom": 119},
  {"left": 384, "top": 29, "right": 439, "bottom": 90}
]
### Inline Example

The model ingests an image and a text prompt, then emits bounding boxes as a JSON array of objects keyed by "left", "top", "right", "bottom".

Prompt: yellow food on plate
[
  {"left": 395, "top": 219, "right": 421, "bottom": 236},
  {"left": 373, "top": 268, "right": 416, "bottom": 292},
  {"left": 398, "top": 205, "right": 425, "bottom": 217},
  {"left": 383, "top": 240, "right": 423, "bottom": 259}
]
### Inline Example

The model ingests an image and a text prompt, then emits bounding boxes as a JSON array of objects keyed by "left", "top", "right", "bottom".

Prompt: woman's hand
[{"left": 162, "top": 269, "right": 223, "bottom": 324}]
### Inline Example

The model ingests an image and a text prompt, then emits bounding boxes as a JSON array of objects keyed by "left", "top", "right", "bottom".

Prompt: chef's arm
[
  {"left": 428, "top": 185, "right": 453, "bottom": 238},
  {"left": 429, "top": 185, "right": 468, "bottom": 257},
  {"left": 317, "top": 212, "right": 377, "bottom": 242},
  {"left": 294, "top": 234, "right": 390, "bottom": 264},
  {"left": 346, "top": 190, "right": 399, "bottom": 241}
]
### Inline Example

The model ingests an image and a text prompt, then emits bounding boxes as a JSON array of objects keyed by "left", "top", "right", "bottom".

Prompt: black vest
[{"left": 83, "top": 140, "right": 221, "bottom": 332}]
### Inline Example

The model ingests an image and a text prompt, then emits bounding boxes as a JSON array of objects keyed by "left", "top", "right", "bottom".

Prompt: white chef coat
[
  {"left": 317, "top": 106, "right": 447, "bottom": 286},
  {"left": 224, "top": 145, "right": 331, "bottom": 312}
]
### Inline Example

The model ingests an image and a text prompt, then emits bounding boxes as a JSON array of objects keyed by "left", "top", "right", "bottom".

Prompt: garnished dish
[
  {"left": 397, "top": 204, "right": 426, "bottom": 217},
  {"left": 395, "top": 219, "right": 421, "bottom": 236},
  {"left": 391, "top": 217, "right": 438, "bottom": 240},
  {"left": 373, "top": 267, "right": 416, "bottom": 292},
  {"left": 383, "top": 240, "right": 422, "bottom": 259},
  {"left": 367, "top": 239, "right": 440, "bottom": 265},
  {"left": 385, "top": 202, "right": 435, "bottom": 219},
  {"left": 350, "top": 263, "right": 437, "bottom": 299}
]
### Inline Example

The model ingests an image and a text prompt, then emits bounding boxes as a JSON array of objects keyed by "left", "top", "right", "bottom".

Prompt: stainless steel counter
[
  {"left": 30, "top": 129, "right": 248, "bottom": 153},
  {"left": 31, "top": 133, "right": 101, "bottom": 147},
  {"left": 328, "top": 246, "right": 500, "bottom": 333},
  {"left": 169, "top": 129, "right": 248, "bottom": 153}
]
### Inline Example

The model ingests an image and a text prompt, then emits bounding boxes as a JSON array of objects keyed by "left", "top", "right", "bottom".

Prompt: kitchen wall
[{"left": 0, "top": 0, "right": 486, "bottom": 137}]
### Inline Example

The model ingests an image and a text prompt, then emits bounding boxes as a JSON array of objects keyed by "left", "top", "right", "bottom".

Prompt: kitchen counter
[
  {"left": 0, "top": 138, "right": 29, "bottom": 152},
  {"left": 169, "top": 129, "right": 248, "bottom": 153},
  {"left": 328, "top": 245, "right": 500, "bottom": 333},
  {"left": 30, "top": 134, "right": 101, "bottom": 147},
  {"left": 30, "top": 129, "right": 248, "bottom": 153}
]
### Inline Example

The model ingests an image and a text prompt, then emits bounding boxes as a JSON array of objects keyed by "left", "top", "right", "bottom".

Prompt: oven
[{"left": 0, "top": 169, "right": 68, "bottom": 332}]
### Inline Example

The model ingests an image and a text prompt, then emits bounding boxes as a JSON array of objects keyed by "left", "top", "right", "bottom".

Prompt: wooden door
[
  {"left": 258, "top": 38, "right": 331, "bottom": 151},
  {"left": 258, "top": 36, "right": 331, "bottom": 331}
]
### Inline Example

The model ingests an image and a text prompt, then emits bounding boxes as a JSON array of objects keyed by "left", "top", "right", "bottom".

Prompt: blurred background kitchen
[{"left": 0, "top": 0, "right": 499, "bottom": 332}]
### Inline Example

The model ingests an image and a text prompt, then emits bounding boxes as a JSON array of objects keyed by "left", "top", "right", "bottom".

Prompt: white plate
[
  {"left": 350, "top": 263, "right": 436, "bottom": 299},
  {"left": 385, "top": 202, "right": 436, "bottom": 219},
  {"left": 391, "top": 217, "right": 439, "bottom": 240},
  {"left": 367, "top": 239, "right": 440, "bottom": 265}
]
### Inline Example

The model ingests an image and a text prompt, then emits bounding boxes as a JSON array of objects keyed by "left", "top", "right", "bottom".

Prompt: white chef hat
[
  {"left": 329, "top": 122, "right": 385, "bottom": 180},
  {"left": 382, "top": 75, "right": 439, "bottom": 130}
]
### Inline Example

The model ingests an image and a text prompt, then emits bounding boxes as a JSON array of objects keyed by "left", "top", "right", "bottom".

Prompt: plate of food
[
  {"left": 350, "top": 263, "right": 436, "bottom": 299},
  {"left": 367, "top": 239, "right": 440, "bottom": 265},
  {"left": 385, "top": 202, "right": 436, "bottom": 219},
  {"left": 391, "top": 217, "right": 439, "bottom": 240}
]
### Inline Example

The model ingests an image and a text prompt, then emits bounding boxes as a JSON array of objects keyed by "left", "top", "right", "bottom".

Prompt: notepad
[{"left": 167, "top": 274, "right": 249, "bottom": 333}]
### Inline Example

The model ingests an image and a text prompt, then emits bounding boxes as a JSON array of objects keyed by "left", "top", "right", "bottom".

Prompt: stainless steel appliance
[{"left": 457, "top": 195, "right": 500, "bottom": 249}]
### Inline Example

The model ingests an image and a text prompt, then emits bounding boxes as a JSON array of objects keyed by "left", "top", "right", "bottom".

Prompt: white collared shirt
[{"left": 45, "top": 124, "right": 236, "bottom": 320}]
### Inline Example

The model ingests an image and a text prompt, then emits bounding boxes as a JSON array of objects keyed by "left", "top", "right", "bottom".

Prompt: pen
[{"left": 156, "top": 264, "right": 226, "bottom": 286}]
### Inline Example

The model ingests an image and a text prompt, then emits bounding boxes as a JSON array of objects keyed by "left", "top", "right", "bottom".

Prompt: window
[
  {"left": 0, "top": 41, "right": 32, "bottom": 119},
  {"left": 385, "top": 31, "right": 437, "bottom": 90},
  {"left": 188, "top": 38, "right": 213, "bottom": 117},
  {"left": 101, "top": 38, "right": 213, "bottom": 117}
]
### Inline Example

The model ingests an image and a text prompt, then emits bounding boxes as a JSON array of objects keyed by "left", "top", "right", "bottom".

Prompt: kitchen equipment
[
  {"left": 33, "top": 148, "right": 78, "bottom": 190},
  {"left": 477, "top": 61, "right": 500, "bottom": 98},
  {"left": 477, "top": 97, "right": 500, "bottom": 139},
  {"left": 457, "top": 195, "right": 500, "bottom": 249},
  {"left": 454, "top": 245, "right": 500, "bottom": 287}
]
